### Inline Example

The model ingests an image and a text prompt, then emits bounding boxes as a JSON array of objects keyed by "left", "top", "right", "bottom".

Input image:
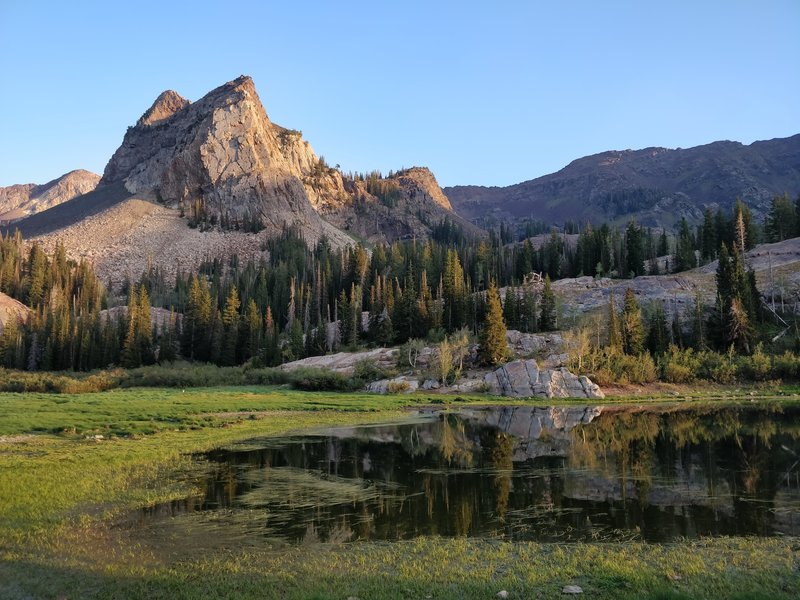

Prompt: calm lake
[{"left": 134, "top": 403, "right": 800, "bottom": 546}]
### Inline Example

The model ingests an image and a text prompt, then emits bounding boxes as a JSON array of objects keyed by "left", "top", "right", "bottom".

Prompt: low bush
[
  {"left": 386, "top": 380, "right": 410, "bottom": 394},
  {"left": 659, "top": 346, "right": 701, "bottom": 383},
  {"left": 121, "top": 363, "right": 246, "bottom": 388},
  {"left": 697, "top": 350, "right": 738, "bottom": 384},
  {"left": 287, "top": 367, "right": 358, "bottom": 392},
  {"left": 586, "top": 347, "right": 657, "bottom": 385},
  {"left": 737, "top": 344, "right": 773, "bottom": 381},
  {"left": 0, "top": 368, "right": 124, "bottom": 393},
  {"left": 772, "top": 350, "right": 800, "bottom": 380}
]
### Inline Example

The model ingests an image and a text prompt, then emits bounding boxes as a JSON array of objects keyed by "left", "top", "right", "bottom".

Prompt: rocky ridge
[
  {"left": 0, "top": 170, "right": 100, "bottom": 222},
  {"left": 445, "top": 134, "right": 800, "bottom": 229},
  {"left": 101, "top": 75, "right": 350, "bottom": 245}
]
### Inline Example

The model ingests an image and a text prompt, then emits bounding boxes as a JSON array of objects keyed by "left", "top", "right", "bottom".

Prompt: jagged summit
[
  {"left": 97, "top": 75, "right": 468, "bottom": 245},
  {"left": 137, "top": 90, "right": 190, "bottom": 126}
]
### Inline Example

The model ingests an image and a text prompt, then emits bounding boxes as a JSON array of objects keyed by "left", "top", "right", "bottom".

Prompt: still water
[{"left": 136, "top": 403, "right": 800, "bottom": 544}]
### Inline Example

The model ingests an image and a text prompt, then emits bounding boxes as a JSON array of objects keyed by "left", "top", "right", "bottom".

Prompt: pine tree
[
  {"left": 674, "top": 218, "right": 696, "bottom": 272},
  {"left": 621, "top": 288, "right": 644, "bottom": 355},
  {"left": 137, "top": 285, "right": 155, "bottom": 365},
  {"left": 263, "top": 306, "right": 280, "bottom": 366},
  {"left": 244, "top": 298, "right": 262, "bottom": 362},
  {"left": 478, "top": 281, "right": 508, "bottom": 366},
  {"left": 121, "top": 288, "right": 141, "bottom": 368},
  {"left": 646, "top": 303, "right": 670, "bottom": 355},
  {"left": 539, "top": 275, "right": 557, "bottom": 332},
  {"left": 221, "top": 286, "right": 241, "bottom": 366},
  {"left": 701, "top": 208, "right": 717, "bottom": 262}
]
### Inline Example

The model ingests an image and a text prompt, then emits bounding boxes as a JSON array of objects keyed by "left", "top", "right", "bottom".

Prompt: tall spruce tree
[
  {"left": 478, "top": 281, "right": 508, "bottom": 366},
  {"left": 539, "top": 275, "right": 557, "bottom": 332},
  {"left": 621, "top": 288, "right": 644, "bottom": 355}
]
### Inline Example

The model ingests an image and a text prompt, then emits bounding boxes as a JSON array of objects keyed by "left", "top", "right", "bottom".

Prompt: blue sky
[{"left": 1, "top": 1, "right": 798, "bottom": 188}]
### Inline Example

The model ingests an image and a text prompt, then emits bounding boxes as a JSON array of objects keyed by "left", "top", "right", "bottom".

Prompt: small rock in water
[
  {"left": 562, "top": 585, "right": 583, "bottom": 594},
  {"left": 496, "top": 591, "right": 509, "bottom": 599}
]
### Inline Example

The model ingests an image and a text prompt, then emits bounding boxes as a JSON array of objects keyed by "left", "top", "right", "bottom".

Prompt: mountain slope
[
  {"left": 7, "top": 75, "right": 474, "bottom": 284},
  {"left": 445, "top": 135, "right": 800, "bottom": 229},
  {"left": 0, "top": 170, "right": 100, "bottom": 223}
]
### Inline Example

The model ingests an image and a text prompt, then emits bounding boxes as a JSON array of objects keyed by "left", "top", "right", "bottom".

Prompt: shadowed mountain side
[
  {"left": 445, "top": 134, "right": 800, "bottom": 229},
  {"left": 5, "top": 182, "right": 131, "bottom": 238}
]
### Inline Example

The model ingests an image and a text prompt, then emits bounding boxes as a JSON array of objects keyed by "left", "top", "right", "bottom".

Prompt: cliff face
[
  {"left": 100, "top": 76, "right": 471, "bottom": 244},
  {"left": 445, "top": 134, "right": 800, "bottom": 229},
  {"left": 0, "top": 170, "right": 100, "bottom": 221},
  {"left": 101, "top": 76, "right": 345, "bottom": 241},
  {"left": 321, "top": 167, "right": 482, "bottom": 244}
]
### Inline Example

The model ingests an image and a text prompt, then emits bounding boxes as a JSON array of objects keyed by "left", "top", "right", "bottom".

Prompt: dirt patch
[{"left": 0, "top": 434, "right": 37, "bottom": 444}]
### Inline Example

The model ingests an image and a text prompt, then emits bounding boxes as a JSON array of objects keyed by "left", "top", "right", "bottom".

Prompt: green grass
[{"left": 1, "top": 386, "right": 798, "bottom": 599}]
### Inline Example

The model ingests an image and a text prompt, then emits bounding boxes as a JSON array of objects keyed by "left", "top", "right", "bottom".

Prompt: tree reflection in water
[{"left": 135, "top": 403, "right": 800, "bottom": 545}]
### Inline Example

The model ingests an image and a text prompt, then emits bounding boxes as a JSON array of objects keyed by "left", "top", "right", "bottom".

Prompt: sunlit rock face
[
  {"left": 484, "top": 359, "right": 604, "bottom": 399},
  {"left": 101, "top": 76, "right": 350, "bottom": 245}
]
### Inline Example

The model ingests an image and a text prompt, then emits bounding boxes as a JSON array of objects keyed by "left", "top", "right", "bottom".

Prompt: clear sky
[{"left": 1, "top": 1, "right": 798, "bottom": 188}]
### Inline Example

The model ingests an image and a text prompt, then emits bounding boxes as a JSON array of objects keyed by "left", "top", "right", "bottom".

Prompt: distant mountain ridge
[
  {"left": 445, "top": 135, "right": 800, "bottom": 229},
  {"left": 0, "top": 170, "right": 99, "bottom": 223}
]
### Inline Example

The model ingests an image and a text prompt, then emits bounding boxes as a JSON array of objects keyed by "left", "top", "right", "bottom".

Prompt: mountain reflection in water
[{"left": 136, "top": 404, "right": 800, "bottom": 544}]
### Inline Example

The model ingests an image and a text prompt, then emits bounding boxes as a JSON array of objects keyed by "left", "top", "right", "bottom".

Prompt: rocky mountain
[
  {"left": 0, "top": 170, "right": 99, "bottom": 223},
  {"left": 100, "top": 75, "right": 349, "bottom": 244},
  {"left": 445, "top": 134, "right": 800, "bottom": 230},
  {"left": 7, "top": 75, "right": 471, "bottom": 284}
]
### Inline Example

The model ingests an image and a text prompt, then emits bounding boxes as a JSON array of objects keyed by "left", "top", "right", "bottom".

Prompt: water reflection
[{"left": 137, "top": 404, "right": 800, "bottom": 544}]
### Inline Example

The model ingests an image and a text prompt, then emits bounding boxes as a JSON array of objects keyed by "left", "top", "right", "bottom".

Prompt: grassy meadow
[{"left": 1, "top": 383, "right": 798, "bottom": 599}]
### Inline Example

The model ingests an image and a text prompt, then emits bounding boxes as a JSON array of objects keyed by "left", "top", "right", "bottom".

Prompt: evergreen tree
[
  {"left": 674, "top": 217, "right": 696, "bottom": 272},
  {"left": 621, "top": 288, "right": 644, "bottom": 355},
  {"left": 646, "top": 303, "right": 670, "bottom": 355},
  {"left": 539, "top": 275, "right": 557, "bottom": 332},
  {"left": 478, "top": 281, "right": 508, "bottom": 366},
  {"left": 765, "top": 193, "right": 797, "bottom": 242},
  {"left": 608, "top": 292, "right": 622, "bottom": 349},
  {"left": 701, "top": 208, "right": 717, "bottom": 262},
  {"left": 221, "top": 286, "right": 241, "bottom": 366},
  {"left": 244, "top": 298, "right": 262, "bottom": 362}
]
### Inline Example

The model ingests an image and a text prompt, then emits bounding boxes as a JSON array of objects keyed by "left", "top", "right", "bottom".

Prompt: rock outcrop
[
  {"left": 0, "top": 292, "right": 31, "bottom": 333},
  {"left": 101, "top": 75, "right": 350, "bottom": 245},
  {"left": 97, "top": 75, "right": 474, "bottom": 247},
  {"left": 0, "top": 170, "right": 100, "bottom": 222},
  {"left": 484, "top": 359, "right": 604, "bottom": 399},
  {"left": 321, "top": 166, "right": 482, "bottom": 244},
  {"left": 279, "top": 347, "right": 398, "bottom": 375}
]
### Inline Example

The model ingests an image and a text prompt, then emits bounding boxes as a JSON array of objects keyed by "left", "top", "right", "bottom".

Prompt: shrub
[
  {"left": 121, "top": 363, "right": 245, "bottom": 388},
  {"left": 584, "top": 347, "right": 656, "bottom": 385},
  {"left": 244, "top": 368, "right": 292, "bottom": 386},
  {"left": 352, "top": 360, "right": 390, "bottom": 383},
  {"left": 772, "top": 351, "right": 800, "bottom": 380},
  {"left": 659, "top": 346, "right": 701, "bottom": 384},
  {"left": 286, "top": 368, "right": 358, "bottom": 392},
  {"left": 386, "top": 380, "right": 410, "bottom": 394},
  {"left": 697, "top": 350, "right": 738, "bottom": 384},
  {"left": 738, "top": 344, "right": 773, "bottom": 381}
]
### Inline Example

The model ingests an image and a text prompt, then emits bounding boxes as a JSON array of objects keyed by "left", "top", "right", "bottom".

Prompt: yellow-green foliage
[
  {"left": 586, "top": 347, "right": 657, "bottom": 385},
  {"left": 659, "top": 345, "right": 701, "bottom": 383},
  {"left": 386, "top": 380, "right": 410, "bottom": 394}
]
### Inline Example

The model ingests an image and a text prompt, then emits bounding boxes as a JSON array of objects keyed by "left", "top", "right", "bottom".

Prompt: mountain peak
[{"left": 137, "top": 90, "right": 190, "bottom": 126}]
